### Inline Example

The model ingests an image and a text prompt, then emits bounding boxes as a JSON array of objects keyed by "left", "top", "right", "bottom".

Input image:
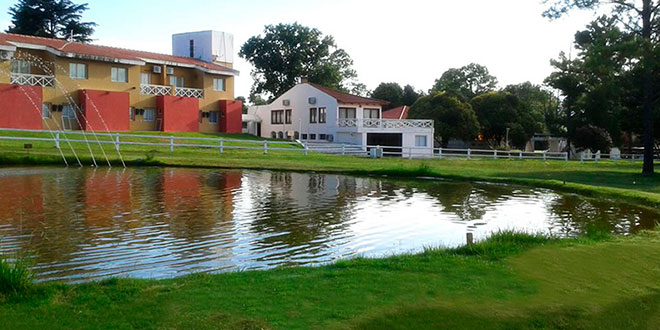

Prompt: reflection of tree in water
[
  {"left": 245, "top": 172, "right": 363, "bottom": 256},
  {"left": 549, "top": 195, "right": 659, "bottom": 236}
]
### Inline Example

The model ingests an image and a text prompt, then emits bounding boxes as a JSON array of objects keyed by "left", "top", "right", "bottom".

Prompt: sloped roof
[
  {"left": 0, "top": 32, "right": 238, "bottom": 76},
  {"left": 308, "top": 83, "right": 389, "bottom": 106},
  {"left": 382, "top": 106, "right": 410, "bottom": 119}
]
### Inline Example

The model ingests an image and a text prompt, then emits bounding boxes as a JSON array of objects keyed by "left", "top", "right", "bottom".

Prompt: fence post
[
  {"left": 55, "top": 132, "right": 60, "bottom": 149},
  {"left": 519, "top": 151, "right": 522, "bottom": 160},
  {"left": 304, "top": 144, "right": 308, "bottom": 156},
  {"left": 114, "top": 133, "right": 120, "bottom": 152},
  {"left": 543, "top": 151, "right": 546, "bottom": 161},
  {"left": 342, "top": 144, "right": 345, "bottom": 156},
  {"left": 595, "top": 151, "right": 600, "bottom": 163},
  {"left": 493, "top": 149, "right": 497, "bottom": 160},
  {"left": 219, "top": 138, "right": 224, "bottom": 154},
  {"left": 408, "top": 147, "right": 413, "bottom": 160},
  {"left": 264, "top": 141, "right": 268, "bottom": 154},
  {"left": 467, "top": 148, "right": 471, "bottom": 160},
  {"left": 580, "top": 152, "right": 584, "bottom": 164},
  {"left": 169, "top": 136, "right": 174, "bottom": 153},
  {"left": 438, "top": 148, "right": 443, "bottom": 159},
  {"left": 565, "top": 152, "right": 569, "bottom": 162}
]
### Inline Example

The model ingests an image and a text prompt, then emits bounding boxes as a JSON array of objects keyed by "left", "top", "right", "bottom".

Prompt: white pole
[
  {"left": 342, "top": 144, "right": 345, "bottom": 155},
  {"left": 493, "top": 149, "right": 497, "bottom": 160},
  {"left": 114, "top": 133, "right": 120, "bottom": 152},
  {"left": 169, "top": 136, "right": 174, "bottom": 153},
  {"left": 438, "top": 148, "right": 443, "bottom": 159},
  {"left": 55, "top": 132, "right": 60, "bottom": 149},
  {"left": 467, "top": 148, "right": 471, "bottom": 160},
  {"left": 219, "top": 138, "right": 224, "bottom": 154},
  {"left": 264, "top": 141, "right": 268, "bottom": 154}
]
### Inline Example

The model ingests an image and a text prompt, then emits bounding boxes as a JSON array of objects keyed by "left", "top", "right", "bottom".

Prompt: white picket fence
[{"left": 366, "top": 145, "right": 569, "bottom": 161}]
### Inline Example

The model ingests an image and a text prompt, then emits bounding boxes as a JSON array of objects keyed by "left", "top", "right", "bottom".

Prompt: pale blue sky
[{"left": 0, "top": 0, "right": 599, "bottom": 98}]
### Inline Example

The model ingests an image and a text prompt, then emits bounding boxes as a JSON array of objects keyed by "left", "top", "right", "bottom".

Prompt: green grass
[
  {"left": 0, "top": 230, "right": 659, "bottom": 329},
  {"left": 0, "top": 257, "right": 32, "bottom": 296}
]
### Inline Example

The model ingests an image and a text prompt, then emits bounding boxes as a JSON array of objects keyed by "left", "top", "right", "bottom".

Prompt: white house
[{"left": 244, "top": 81, "right": 434, "bottom": 157}]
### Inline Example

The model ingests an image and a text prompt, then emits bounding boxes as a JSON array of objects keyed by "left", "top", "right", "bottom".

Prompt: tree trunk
[{"left": 642, "top": 0, "right": 655, "bottom": 175}]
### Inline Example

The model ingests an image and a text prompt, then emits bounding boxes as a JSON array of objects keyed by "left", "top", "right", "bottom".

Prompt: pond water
[{"left": 0, "top": 167, "right": 657, "bottom": 282}]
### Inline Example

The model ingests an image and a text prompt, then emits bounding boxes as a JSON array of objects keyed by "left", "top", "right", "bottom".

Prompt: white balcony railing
[
  {"left": 337, "top": 119, "right": 434, "bottom": 130},
  {"left": 174, "top": 87, "right": 204, "bottom": 99},
  {"left": 10, "top": 73, "right": 55, "bottom": 88},
  {"left": 140, "top": 84, "right": 172, "bottom": 96}
]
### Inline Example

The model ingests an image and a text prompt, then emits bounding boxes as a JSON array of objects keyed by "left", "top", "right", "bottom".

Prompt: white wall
[
  {"left": 172, "top": 30, "right": 234, "bottom": 64},
  {"left": 402, "top": 132, "right": 434, "bottom": 157}
]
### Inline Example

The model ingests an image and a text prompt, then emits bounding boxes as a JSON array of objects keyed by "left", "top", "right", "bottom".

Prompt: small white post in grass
[
  {"left": 466, "top": 232, "right": 474, "bottom": 245},
  {"left": 304, "top": 144, "right": 308, "bottom": 156},
  {"left": 169, "top": 136, "right": 174, "bottom": 153},
  {"left": 543, "top": 151, "right": 546, "bottom": 161},
  {"left": 467, "top": 148, "right": 471, "bottom": 160},
  {"left": 114, "top": 133, "right": 120, "bottom": 152},
  {"left": 342, "top": 144, "right": 345, "bottom": 156},
  {"left": 264, "top": 141, "right": 268, "bottom": 154},
  {"left": 519, "top": 151, "right": 523, "bottom": 160},
  {"left": 438, "top": 148, "right": 443, "bottom": 159},
  {"left": 565, "top": 152, "right": 569, "bottom": 162},
  {"left": 493, "top": 149, "right": 497, "bottom": 160},
  {"left": 580, "top": 152, "right": 584, "bottom": 164},
  {"left": 55, "top": 132, "right": 60, "bottom": 149},
  {"left": 219, "top": 138, "right": 224, "bottom": 154}
]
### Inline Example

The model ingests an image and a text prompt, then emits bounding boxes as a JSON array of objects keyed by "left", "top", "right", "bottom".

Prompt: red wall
[
  {"left": 0, "top": 84, "right": 43, "bottom": 129},
  {"left": 79, "top": 89, "right": 130, "bottom": 131},
  {"left": 219, "top": 100, "right": 242, "bottom": 133},
  {"left": 158, "top": 95, "right": 199, "bottom": 132}
]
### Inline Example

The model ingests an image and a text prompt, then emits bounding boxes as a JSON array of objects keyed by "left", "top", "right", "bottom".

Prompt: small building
[
  {"left": 246, "top": 81, "right": 434, "bottom": 156},
  {"left": 0, "top": 31, "right": 242, "bottom": 133}
]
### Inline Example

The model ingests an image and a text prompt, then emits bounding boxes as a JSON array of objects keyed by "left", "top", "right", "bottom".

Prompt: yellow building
[{"left": 0, "top": 31, "right": 243, "bottom": 133}]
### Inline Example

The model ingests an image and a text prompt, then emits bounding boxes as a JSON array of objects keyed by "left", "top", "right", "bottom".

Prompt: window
[
  {"left": 242, "top": 122, "right": 248, "bottom": 129},
  {"left": 339, "top": 107, "right": 356, "bottom": 119},
  {"left": 62, "top": 105, "right": 76, "bottom": 119},
  {"left": 209, "top": 111, "right": 218, "bottom": 123},
  {"left": 318, "top": 107, "right": 327, "bottom": 123},
  {"left": 189, "top": 39, "right": 195, "bottom": 58},
  {"left": 140, "top": 73, "right": 151, "bottom": 85},
  {"left": 285, "top": 109, "right": 292, "bottom": 124},
  {"left": 10, "top": 59, "right": 30, "bottom": 74},
  {"left": 415, "top": 135, "right": 428, "bottom": 147},
  {"left": 169, "top": 76, "right": 184, "bottom": 87},
  {"left": 129, "top": 107, "right": 134, "bottom": 121},
  {"left": 111, "top": 67, "right": 127, "bottom": 83},
  {"left": 213, "top": 78, "right": 225, "bottom": 91},
  {"left": 144, "top": 108, "right": 155, "bottom": 121},
  {"left": 271, "top": 110, "right": 284, "bottom": 124},
  {"left": 319, "top": 134, "right": 327, "bottom": 140},
  {"left": 309, "top": 108, "right": 317, "bottom": 123},
  {"left": 364, "top": 108, "right": 380, "bottom": 119},
  {"left": 277, "top": 131, "right": 284, "bottom": 139},
  {"left": 310, "top": 134, "right": 317, "bottom": 140},
  {"left": 301, "top": 134, "right": 308, "bottom": 140},
  {"left": 42, "top": 103, "right": 51, "bottom": 119},
  {"left": 69, "top": 63, "right": 87, "bottom": 79}
]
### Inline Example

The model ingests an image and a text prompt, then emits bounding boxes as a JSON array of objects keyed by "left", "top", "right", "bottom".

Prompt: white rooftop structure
[{"left": 172, "top": 30, "right": 234, "bottom": 64}]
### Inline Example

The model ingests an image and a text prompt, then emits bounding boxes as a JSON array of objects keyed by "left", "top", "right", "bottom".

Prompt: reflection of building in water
[
  {"left": 0, "top": 170, "right": 44, "bottom": 221},
  {"left": 83, "top": 169, "right": 134, "bottom": 227}
]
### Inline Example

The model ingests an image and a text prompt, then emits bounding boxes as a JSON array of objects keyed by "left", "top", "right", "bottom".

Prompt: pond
[{"left": 0, "top": 167, "right": 657, "bottom": 282}]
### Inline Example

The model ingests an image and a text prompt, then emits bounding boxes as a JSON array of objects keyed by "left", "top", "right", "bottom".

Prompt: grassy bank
[
  {"left": 0, "top": 130, "right": 659, "bottom": 209},
  {"left": 1, "top": 230, "right": 659, "bottom": 329}
]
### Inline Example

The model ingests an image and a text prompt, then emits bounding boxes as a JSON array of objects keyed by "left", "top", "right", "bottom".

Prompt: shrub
[
  {"left": 0, "top": 257, "right": 33, "bottom": 295},
  {"left": 573, "top": 125, "right": 613, "bottom": 153}
]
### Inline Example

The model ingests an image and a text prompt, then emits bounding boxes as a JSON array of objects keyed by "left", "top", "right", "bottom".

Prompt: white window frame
[
  {"left": 209, "top": 111, "right": 218, "bottom": 124},
  {"left": 69, "top": 63, "right": 87, "bottom": 80},
  {"left": 111, "top": 67, "right": 128, "bottom": 83},
  {"left": 318, "top": 107, "right": 327, "bottom": 123},
  {"left": 62, "top": 104, "right": 76, "bottom": 119},
  {"left": 144, "top": 108, "right": 155, "bottom": 122},
  {"left": 129, "top": 107, "right": 135, "bottom": 121},
  {"left": 10, "top": 59, "right": 31, "bottom": 74},
  {"left": 339, "top": 107, "right": 356, "bottom": 119},
  {"left": 42, "top": 103, "right": 51, "bottom": 119},
  {"left": 140, "top": 72, "right": 151, "bottom": 85},
  {"left": 364, "top": 108, "right": 380, "bottom": 119},
  {"left": 169, "top": 76, "right": 184, "bottom": 88},
  {"left": 415, "top": 135, "right": 428, "bottom": 147},
  {"left": 213, "top": 78, "right": 225, "bottom": 91}
]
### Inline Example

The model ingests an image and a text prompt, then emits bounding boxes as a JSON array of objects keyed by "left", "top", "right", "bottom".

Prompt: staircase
[{"left": 303, "top": 142, "right": 365, "bottom": 155}]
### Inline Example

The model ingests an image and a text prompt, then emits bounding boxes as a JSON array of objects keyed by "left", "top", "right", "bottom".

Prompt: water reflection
[{"left": 0, "top": 167, "right": 656, "bottom": 282}]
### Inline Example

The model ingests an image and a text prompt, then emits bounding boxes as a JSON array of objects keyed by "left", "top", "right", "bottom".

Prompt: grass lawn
[{"left": 1, "top": 130, "right": 660, "bottom": 329}]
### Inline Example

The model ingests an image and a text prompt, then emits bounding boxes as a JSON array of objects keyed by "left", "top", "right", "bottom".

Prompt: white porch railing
[
  {"left": 337, "top": 119, "right": 434, "bottom": 129},
  {"left": 10, "top": 73, "right": 55, "bottom": 88},
  {"left": 174, "top": 87, "right": 204, "bottom": 99},
  {"left": 140, "top": 84, "right": 172, "bottom": 96}
]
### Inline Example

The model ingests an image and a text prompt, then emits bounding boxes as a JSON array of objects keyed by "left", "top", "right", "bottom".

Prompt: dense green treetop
[
  {"left": 408, "top": 92, "right": 480, "bottom": 147},
  {"left": 6, "top": 0, "right": 96, "bottom": 42},
  {"left": 431, "top": 63, "right": 498, "bottom": 101}
]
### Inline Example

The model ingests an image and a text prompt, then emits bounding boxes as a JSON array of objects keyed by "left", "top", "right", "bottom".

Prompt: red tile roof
[
  {"left": 308, "top": 83, "right": 389, "bottom": 106},
  {"left": 0, "top": 32, "right": 237, "bottom": 75},
  {"left": 382, "top": 106, "right": 410, "bottom": 119}
]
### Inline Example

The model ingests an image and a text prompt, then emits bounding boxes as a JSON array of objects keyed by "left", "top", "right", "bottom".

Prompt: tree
[
  {"left": 574, "top": 125, "right": 613, "bottom": 153},
  {"left": 504, "top": 82, "right": 562, "bottom": 135},
  {"left": 408, "top": 92, "right": 480, "bottom": 147},
  {"left": 401, "top": 85, "right": 422, "bottom": 106},
  {"left": 239, "top": 23, "right": 362, "bottom": 101},
  {"left": 431, "top": 63, "right": 498, "bottom": 100},
  {"left": 6, "top": 0, "right": 96, "bottom": 42},
  {"left": 471, "top": 92, "right": 543, "bottom": 149},
  {"left": 371, "top": 82, "right": 403, "bottom": 108},
  {"left": 543, "top": 0, "right": 659, "bottom": 174},
  {"left": 235, "top": 96, "right": 248, "bottom": 114}
]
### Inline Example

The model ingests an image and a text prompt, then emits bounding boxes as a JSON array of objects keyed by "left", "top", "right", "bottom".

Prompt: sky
[{"left": 0, "top": 0, "right": 599, "bottom": 99}]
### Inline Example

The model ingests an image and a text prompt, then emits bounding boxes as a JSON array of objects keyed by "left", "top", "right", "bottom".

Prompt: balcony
[
  {"left": 337, "top": 119, "right": 433, "bottom": 132},
  {"left": 10, "top": 73, "right": 55, "bottom": 88},
  {"left": 174, "top": 87, "right": 204, "bottom": 99},
  {"left": 140, "top": 84, "right": 172, "bottom": 96}
]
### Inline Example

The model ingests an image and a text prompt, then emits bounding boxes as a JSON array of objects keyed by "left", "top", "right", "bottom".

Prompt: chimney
[{"left": 300, "top": 77, "right": 309, "bottom": 84}]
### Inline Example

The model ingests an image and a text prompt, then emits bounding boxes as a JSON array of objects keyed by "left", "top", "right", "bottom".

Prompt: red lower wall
[
  {"left": 158, "top": 96, "right": 199, "bottom": 132},
  {"left": 79, "top": 89, "right": 130, "bottom": 131},
  {"left": 0, "top": 84, "right": 43, "bottom": 129},
  {"left": 219, "top": 100, "right": 242, "bottom": 133}
]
